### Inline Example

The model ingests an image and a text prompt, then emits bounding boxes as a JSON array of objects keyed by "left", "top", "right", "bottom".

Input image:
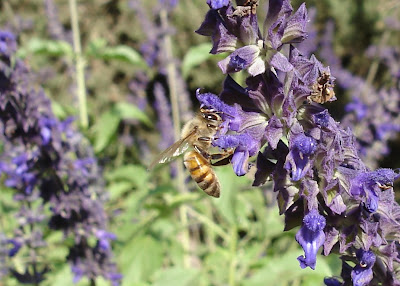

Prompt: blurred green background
[{"left": 0, "top": 0, "right": 399, "bottom": 285}]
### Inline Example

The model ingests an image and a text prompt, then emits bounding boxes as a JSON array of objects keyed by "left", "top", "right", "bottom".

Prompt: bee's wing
[{"left": 147, "top": 129, "right": 196, "bottom": 171}]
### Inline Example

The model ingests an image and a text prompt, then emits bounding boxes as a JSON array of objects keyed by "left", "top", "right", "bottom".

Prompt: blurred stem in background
[
  {"left": 69, "top": 0, "right": 88, "bottom": 129},
  {"left": 363, "top": 30, "right": 389, "bottom": 93},
  {"left": 160, "top": 8, "right": 191, "bottom": 269}
]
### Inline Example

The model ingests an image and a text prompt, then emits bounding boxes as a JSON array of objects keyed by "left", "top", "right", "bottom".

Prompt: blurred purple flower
[
  {"left": 0, "top": 30, "right": 121, "bottom": 285},
  {"left": 0, "top": 30, "right": 17, "bottom": 57},
  {"left": 7, "top": 239, "right": 22, "bottom": 257},
  {"left": 153, "top": 82, "right": 175, "bottom": 150}
]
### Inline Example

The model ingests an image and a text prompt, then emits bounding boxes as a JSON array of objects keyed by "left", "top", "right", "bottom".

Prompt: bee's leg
[
  {"left": 193, "top": 145, "right": 211, "bottom": 160},
  {"left": 198, "top": 137, "right": 212, "bottom": 142},
  {"left": 211, "top": 149, "right": 234, "bottom": 166}
]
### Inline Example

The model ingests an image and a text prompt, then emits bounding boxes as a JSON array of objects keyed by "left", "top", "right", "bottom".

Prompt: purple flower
[
  {"left": 196, "top": 90, "right": 241, "bottom": 130},
  {"left": 295, "top": 209, "right": 326, "bottom": 270},
  {"left": 285, "top": 132, "right": 317, "bottom": 181},
  {"left": 96, "top": 230, "right": 117, "bottom": 251},
  {"left": 218, "top": 44, "right": 265, "bottom": 76},
  {"left": 345, "top": 97, "right": 368, "bottom": 121},
  {"left": 349, "top": 168, "right": 398, "bottom": 213},
  {"left": 214, "top": 132, "right": 260, "bottom": 176},
  {"left": 351, "top": 249, "right": 375, "bottom": 286},
  {"left": 207, "top": 0, "right": 230, "bottom": 10},
  {"left": 7, "top": 239, "right": 22, "bottom": 257},
  {"left": 0, "top": 31, "right": 17, "bottom": 57},
  {"left": 39, "top": 117, "right": 57, "bottom": 145},
  {"left": 324, "top": 277, "right": 343, "bottom": 286}
]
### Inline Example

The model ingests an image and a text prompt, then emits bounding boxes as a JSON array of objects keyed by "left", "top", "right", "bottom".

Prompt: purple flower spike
[
  {"left": 285, "top": 133, "right": 317, "bottom": 181},
  {"left": 295, "top": 209, "right": 326, "bottom": 270},
  {"left": 351, "top": 249, "right": 375, "bottom": 286},
  {"left": 206, "top": 0, "right": 230, "bottom": 10}
]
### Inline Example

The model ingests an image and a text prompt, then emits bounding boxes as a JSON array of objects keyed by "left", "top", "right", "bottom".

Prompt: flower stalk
[{"left": 69, "top": 0, "right": 88, "bottom": 129}]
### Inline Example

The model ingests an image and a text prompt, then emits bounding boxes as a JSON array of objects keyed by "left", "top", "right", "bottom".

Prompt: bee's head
[{"left": 200, "top": 108, "right": 223, "bottom": 124}]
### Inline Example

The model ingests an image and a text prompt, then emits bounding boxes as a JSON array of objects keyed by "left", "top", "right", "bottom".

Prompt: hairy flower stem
[
  {"left": 69, "top": 0, "right": 88, "bottom": 128},
  {"left": 160, "top": 9, "right": 191, "bottom": 269}
]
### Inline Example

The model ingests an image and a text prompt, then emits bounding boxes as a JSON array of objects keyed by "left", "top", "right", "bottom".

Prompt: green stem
[
  {"left": 69, "top": 0, "right": 88, "bottom": 129},
  {"left": 366, "top": 31, "right": 389, "bottom": 83},
  {"left": 160, "top": 8, "right": 191, "bottom": 268},
  {"left": 186, "top": 207, "right": 230, "bottom": 242}
]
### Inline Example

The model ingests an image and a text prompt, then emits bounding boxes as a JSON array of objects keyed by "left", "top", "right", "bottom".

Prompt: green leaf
[
  {"left": 92, "top": 102, "right": 152, "bottom": 153},
  {"left": 26, "top": 38, "right": 73, "bottom": 57},
  {"left": 204, "top": 247, "right": 231, "bottom": 282},
  {"left": 87, "top": 38, "right": 107, "bottom": 54},
  {"left": 120, "top": 236, "right": 163, "bottom": 284},
  {"left": 182, "top": 43, "right": 212, "bottom": 78},
  {"left": 46, "top": 265, "right": 74, "bottom": 286},
  {"left": 114, "top": 102, "right": 152, "bottom": 126},
  {"left": 212, "top": 166, "right": 251, "bottom": 225},
  {"left": 105, "top": 164, "right": 149, "bottom": 187},
  {"left": 99, "top": 45, "right": 146, "bottom": 67},
  {"left": 152, "top": 267, "right": 200, "bottom": 286},
  {"left": 108, "top": 181, "right": 134, "bottom": 200},
  {"left": 93, "top": 109, "right": 120, "bottom": 153},
  {"left": 50, "top": 100, "right": 68, "bottom": 119},
  {"left": 244, "top": 250, "right": 332, "bottom": 286}
]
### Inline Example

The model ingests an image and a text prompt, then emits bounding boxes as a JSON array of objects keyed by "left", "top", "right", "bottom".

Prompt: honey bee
[{"left": 148, "top": 108, "right": 233, "bottom": 198}]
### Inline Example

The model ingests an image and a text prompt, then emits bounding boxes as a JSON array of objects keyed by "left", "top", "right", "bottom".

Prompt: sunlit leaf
[
  {"left": 114, "top": 102, "right": 152, "bottom": 127},
  {"left": 92, "top": 102, "right": 151, "bottom": 153},
  {"left": 93, "top": 109, "right": 120, "bottom": 153},
  {"left": 98, "top": 45, "right": 146, "bottom": 67},
  {"left": 120, "top": 236, "right": 163, "bottom": 285},
  {"left": 213, "top": 166, "right": 251, "bottom": 225},
  {"left": 182, "top": 43, "right": 212, "bottom": 78},
  {"left": 105, "top": 164, "right": 149, "bottom": 188},
  {"left": 244, "top": 250, "right": 332, "bottom": 285},
  {"left": 25, "top": 38, "right": 73, "bottom": 57}
]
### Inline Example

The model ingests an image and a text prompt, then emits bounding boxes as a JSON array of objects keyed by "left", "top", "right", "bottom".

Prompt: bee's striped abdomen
[{"left": 184, "top": 151, "right": 220, "bottom": 198}]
